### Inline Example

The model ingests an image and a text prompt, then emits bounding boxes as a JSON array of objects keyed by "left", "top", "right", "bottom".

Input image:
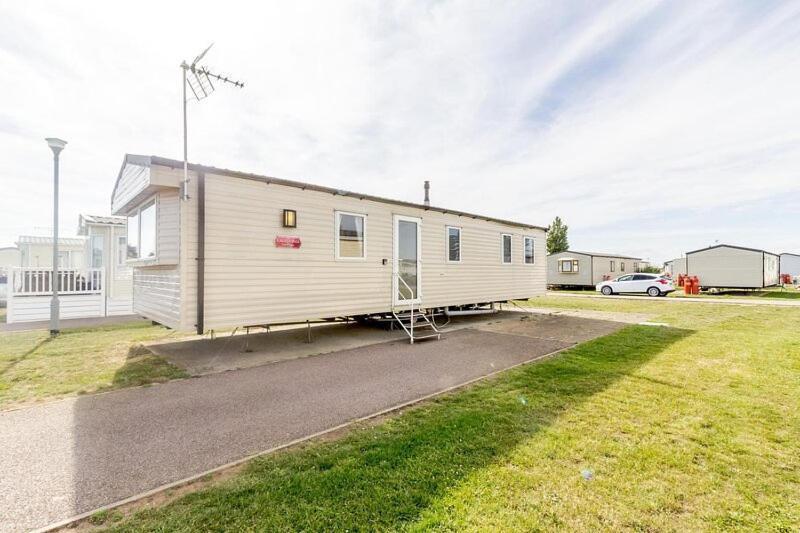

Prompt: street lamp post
[{"left": 45, "top": 137, "right": 67, "bottom": 336}]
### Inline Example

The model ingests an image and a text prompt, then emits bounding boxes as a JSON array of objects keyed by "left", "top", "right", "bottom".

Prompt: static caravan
[
  {"left": 110, "top": 154, "right": 547, "bottom": 339},
  {"left": 6, "top": 216, "right": 135, "bottom": 323},
  {"left": 684, "top": 244, "right": 780, "bottom": 289},
  {"left": 547, "top": 250, "right": 642, "bottom": 288},
  {"left": 16, "top": 236, "right": 87, "bottom": 269},
  {"left": 664, "top": 257, "right": 687, "bottom": 278},
  {"left": 0, "top": 246, "right": 20, "bottom": 269},
  {"left": 780, "top": 253, "right": 800, "bottom": 278},
  {"left": 0, "top": 247, "right": 20, "bottom": 305},
  {"left": 77, "top": 215, "right": 134, "bottom": 315}
]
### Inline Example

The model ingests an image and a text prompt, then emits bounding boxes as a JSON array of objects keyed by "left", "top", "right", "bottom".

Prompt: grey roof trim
[
  {"left": 779, "top": 252, "right": 800, "bottom": 257},
  {"left": 549, "top": 249, "right": 642, "bottom": 260},
  {"left": 80, "top": 214, "right": 126, "bottom": 226},
  {"left": 111, "top": 154, "right": 153, "bottom": 206},
  {"left": 114, "top": 154, "right": 547, "bottom": 231},
  {"left": 685, "top": 243, "right": 779, "bottom": 257},
  {"left": 16, "top": 235, "right": 87, "bottom": 246}
]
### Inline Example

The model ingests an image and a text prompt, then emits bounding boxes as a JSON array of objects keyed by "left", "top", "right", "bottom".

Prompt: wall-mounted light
[{"left": 282, "top": 209, "right": 297, "bottom": 228}]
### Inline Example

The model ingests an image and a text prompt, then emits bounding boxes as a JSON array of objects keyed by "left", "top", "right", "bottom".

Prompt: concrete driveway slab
[{"left": 0, "top": 315, "right": 624, "bottom": 532}]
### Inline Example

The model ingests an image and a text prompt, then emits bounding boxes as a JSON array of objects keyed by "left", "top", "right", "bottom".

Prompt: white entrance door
[{"left": 393, "top": 215, "right": 422, "bottom": 306}]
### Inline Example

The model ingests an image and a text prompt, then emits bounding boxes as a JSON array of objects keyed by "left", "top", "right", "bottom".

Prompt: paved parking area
[
  {"left": 149, "top": 312, "right": 569, "bottom": 376},
  {"left": 0, "top": 313, "right": 626, "bottom": 532}
]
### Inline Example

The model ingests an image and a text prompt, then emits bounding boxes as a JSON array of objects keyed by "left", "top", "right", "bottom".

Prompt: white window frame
[
  {"left": 523, "top": 236, "right": 535, "bottom": 265},
  {"left": 445, "top": 225, "right": 461, "bottom": 263},
  {"left": 501, "top": 233, "right": 513, "bottom": 264},
  {"left": 117, "top": 235, "right": 127, "bottom": 267},
  {"left": 57, "top": 250, "right": 71, "bottom": 269},
  {"left": 126, "top": 196, "right": 158, "bottom": 263},
  {"left": 90, "top": 234, "right": 104, "bottom": 268},
  {"left": 558, "top": 259, "right": 579, "bottom": 273},
  {"left": 334, "top": 210, "right": 367, "bottom": 260},
  {"left": 393, "top": 214, "right": 423, "bottom": 306}
]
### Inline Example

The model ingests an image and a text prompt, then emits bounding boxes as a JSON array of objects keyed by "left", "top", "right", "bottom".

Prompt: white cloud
[{"left": 0, "top": 0, "right": 799, "bottom": 263}]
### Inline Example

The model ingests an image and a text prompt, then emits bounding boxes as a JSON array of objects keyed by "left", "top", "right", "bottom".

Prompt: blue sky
[{"left": 1, "top": 0, "right": 798, "bottom": 263}]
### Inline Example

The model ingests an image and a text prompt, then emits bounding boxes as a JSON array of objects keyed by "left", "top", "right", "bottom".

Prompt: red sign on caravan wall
[{"left": 275, "top": 236, "right": 302, "bottom": 248}]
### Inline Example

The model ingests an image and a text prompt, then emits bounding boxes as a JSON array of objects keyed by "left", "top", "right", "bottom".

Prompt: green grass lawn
[
  {"left": 550, "top": 285, "right": 800, "bottom": 299},
  {"left": 668, "top": 286, "right": 800, "bottom": 299},
  {"left": 95, "top": 298, "right": 800, "bottom": 531},
  {"left": 0, "top": 321, "right": 186, "bottom": 409}
]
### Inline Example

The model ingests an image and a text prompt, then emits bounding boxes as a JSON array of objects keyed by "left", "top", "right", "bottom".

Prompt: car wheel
[
  {"left": 601, "top": 286, "right": 613, "bottom": 296},
  {"left": 647, "top": 286, "right": 661, "bottom": 297}
]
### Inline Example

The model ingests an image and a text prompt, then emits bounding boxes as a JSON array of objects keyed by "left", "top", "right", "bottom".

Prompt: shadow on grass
[
  {"left": 100, "top": 344, "right": 187, "bottom": 391},
  {"left": 759, "top": 290, "right": 800, "bottom": 299},
  {"left": 103, "top": 325, "right": 692, "bottom": 532},
  {"left": 0, "top": 335, "right": 51, "bottom": 377}
]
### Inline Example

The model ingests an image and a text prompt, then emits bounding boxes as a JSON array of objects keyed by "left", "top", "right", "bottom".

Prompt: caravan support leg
[{"left": 243, "top": 327, "right": 253, "bottom": 353}]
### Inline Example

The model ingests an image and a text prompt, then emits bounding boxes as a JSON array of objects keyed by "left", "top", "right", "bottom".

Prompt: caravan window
[
  {"left": 117, "top": 236, "right": 127, "bottom": 267},
  {"left": 336, "top": 211, "right": 366, "bottom": 259},
  {"left": 524, "top": 236, "right": 534, "bottom": 264},
  {"left": 502, "top": 234, "right": 512, "bottom": 264},
  {"left": 446, "top": 226, "right": 461, "bottom": 262},
  {"left": 559, "top": 259, "right": 579, "bottom": 273},
  {"left": 610, "top": 260, "right": 615, "bottom": 272},
  {"left": 91, "top": 235, "right": 104, "bottom": 268},
  {"left": 126, "top": 199, "right": 156, "bottom": 260},
  {"left": 57, "top": 251, "right": 70, "bottom": 269},
  {"left": 127, "top": 214, "right": 139, "bottom": 259},
  {"left": 139, "top": 202, "right": 156, "bottom": 258}
]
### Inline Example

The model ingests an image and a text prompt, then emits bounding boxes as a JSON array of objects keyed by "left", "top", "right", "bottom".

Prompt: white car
[{"left": 596, "top": 273, "right": 674, "bottom": 297}]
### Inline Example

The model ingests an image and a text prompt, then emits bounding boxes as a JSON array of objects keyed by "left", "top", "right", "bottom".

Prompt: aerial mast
[{"left": 180, "top": 44, "right": 244, "bottom": 200}]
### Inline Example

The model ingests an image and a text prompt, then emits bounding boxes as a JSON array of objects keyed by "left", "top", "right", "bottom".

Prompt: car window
[
  {"left": 617, "top": 275, "right": 634, "bottom": 281},
  {"left": 633, "top": 274, "right": 653, "bottom": 281}
]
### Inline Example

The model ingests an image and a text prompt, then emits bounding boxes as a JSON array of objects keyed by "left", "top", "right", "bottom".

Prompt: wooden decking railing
[{"left": 10, "top": 268, "right": 103, "bottom": 296}]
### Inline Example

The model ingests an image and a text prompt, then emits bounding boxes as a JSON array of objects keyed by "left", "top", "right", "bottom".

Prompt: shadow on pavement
[{"left": 85, "top": 324, "right": 692, "bottom": 531}]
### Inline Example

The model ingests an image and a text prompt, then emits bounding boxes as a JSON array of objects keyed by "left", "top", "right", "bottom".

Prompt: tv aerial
[{"left": 180, "top": 44, "right": 245, "bottom": 200}]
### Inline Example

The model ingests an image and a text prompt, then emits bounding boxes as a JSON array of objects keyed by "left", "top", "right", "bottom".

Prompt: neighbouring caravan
[
  {"left": 6, "top": 215, "right": 135, "bottom": 323},
  {"left": 0, "top": 247, "right": 20, "bottom": 306},
  {"left": 77, "top": 214, "right": 134, "bottom": 315},
  {"left": 110, "top": 154, "right": 548, "bottom": 336},
  {"left": 780, "top": 253, "right": 800, "bottom": 278},
  {"left": 16, "top": 236, "right": 86, "bottom": 269},
  {"left": 547, "top": 250, "right": 642, "bottom": 288},
  {"left": 684, "top": 244, "right": 780, "bottom": 289},
  {"left": 664, "top": 257, "right": 686, "bottom": 278}
]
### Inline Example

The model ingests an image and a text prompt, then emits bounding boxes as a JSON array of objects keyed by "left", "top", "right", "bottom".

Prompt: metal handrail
[
  {"left": 392, "top": 271, "right": 441, "bottom": 343},
  {"left": 394, "top": 273, "right": 416, "bottom": 341}
]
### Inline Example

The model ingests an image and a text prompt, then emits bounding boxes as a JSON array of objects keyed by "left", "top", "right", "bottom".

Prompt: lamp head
[{"left": 45, "top": 137, "right": 67, "bottom": 155}]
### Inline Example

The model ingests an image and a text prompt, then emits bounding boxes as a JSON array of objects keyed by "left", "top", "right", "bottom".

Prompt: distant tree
[
  {"left": 547, "top": 217, "right": 569, "bottom": 254},
  {"left": 639, "top": 264, "right": 662, "bottom": 274}
]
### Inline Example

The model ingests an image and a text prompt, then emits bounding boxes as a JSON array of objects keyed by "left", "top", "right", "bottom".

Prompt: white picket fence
[{"left": 7, "top": 268, "right": 109, "bottom": 324}]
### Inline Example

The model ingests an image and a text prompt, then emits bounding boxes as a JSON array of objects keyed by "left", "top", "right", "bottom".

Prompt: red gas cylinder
[
  {"left": 684, "top": 276, "right": 693, "bottom": 295},
  {"left": 677, "top": 274, "right": 685, "bottom": 287},
  {"left": 691, "top": 276, "right": 700, "bottom": 294}
]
